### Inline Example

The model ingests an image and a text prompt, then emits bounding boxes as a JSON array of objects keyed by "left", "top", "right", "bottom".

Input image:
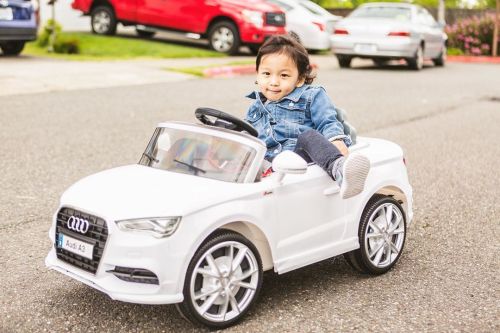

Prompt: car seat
[{"left": 335, "top": 107, "right": 357, "bottom": 145}]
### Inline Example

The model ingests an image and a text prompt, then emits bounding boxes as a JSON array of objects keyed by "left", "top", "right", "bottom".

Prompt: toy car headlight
[
  {"left": 242, "top": 10, "right": 263, "bottom": 28},
  {"left": 115, "top": 217, "right": 181, "bottom": 238}
]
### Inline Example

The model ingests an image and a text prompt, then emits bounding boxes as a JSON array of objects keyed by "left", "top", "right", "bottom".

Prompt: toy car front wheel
[
  {"left": 1, "top": 41, "right": 25, "bottom": 56},
  {"left": 176, "top": 231, "right": 263, "bottom": 329},
  {"left": 344, "top": 194, "right": 406, "bottom": 275},
  {"left": 91, "top": 6, "right": 117, "bottom": 35}
]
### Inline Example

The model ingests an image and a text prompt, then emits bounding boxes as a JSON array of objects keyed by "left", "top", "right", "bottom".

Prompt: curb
[
  {"left": 447, "top": 55, "right": 500, "bottom": 64},
  {"left": 203, "top": 63, "right": 319, "bottom": 78}
]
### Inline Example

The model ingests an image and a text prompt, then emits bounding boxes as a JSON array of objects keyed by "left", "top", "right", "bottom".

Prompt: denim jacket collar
[{"left": 245, "top": 85, "right": 309, "bottom": 103}]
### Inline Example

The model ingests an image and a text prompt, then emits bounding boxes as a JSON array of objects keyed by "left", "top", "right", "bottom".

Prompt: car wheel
[
  {"left": 0, "top": 41, "right": 25, "bottom": 56},
  {"left": 344, "top": 194, "right": 406, "bottom": 275},
  {"left": 91, "top": 6, "right": 117, "bottom": 35},
  {"left": 432, "top": 45, "right": 446, "bottom": 67},
  {"left": 247, "top": 44, "right": 260, "bottom": 55},
  {"left": 136, "top": 28, "right": 156, "bottom": 39},
  {"left": 407, "top": 44, "right": 424, "bottom": 70},
  {"left": 176, "top": 231, "right": 263, "bottom": 329},
  {"left": 373, "top": 58, "right": 387, "bottom": 67},
  {"left": 208, "top": 21, "right": 240, "bottom": 55},
  {"left": 337, "top": 55, "right": 352, "bottom": 68}
]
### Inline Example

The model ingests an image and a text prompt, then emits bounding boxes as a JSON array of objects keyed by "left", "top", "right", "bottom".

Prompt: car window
[
  {"left": 267, "top": 0, "right": 294, "bottom": 12},
  {"left": 349, "top": 6, "right": 411, "bottom": 21},
  {"left": 139, "top": 127, "right": 257, "bottom": 183}
]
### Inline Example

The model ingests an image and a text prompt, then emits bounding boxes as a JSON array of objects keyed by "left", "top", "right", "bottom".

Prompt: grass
[
  {"left": 25, "top": 32, "right": 225, "bottom": 60},
  {"left": 166, "top": 60, "right": 255, "bottom": 77}
]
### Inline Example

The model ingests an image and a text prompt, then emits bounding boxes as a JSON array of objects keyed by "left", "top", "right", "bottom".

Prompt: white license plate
[
  {"left": 0, "top": 8, "right": 13, "bottom": 21},
  {"left": 57, "top": 233, "right": 94, "bottom": 260},
  {"left": 355, "top": 43, "right": 377, "bottom": 54}
]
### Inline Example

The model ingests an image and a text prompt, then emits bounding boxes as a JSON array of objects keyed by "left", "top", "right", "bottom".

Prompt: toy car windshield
[{"left": 138, "top": 126, "right": 257, "bottom": 183}]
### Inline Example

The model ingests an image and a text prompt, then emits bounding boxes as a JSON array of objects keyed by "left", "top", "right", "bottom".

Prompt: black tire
[
  {"left": 373, "top": 58, "right": 387, "bottom": 67},
  {"left": 0, "top": 41, "right": 25, "bottom": 56},
  {"left": 176, "top": 231, "right": 263, "bottom": 329},
  {"left": 136, "top": 28, "right": 156, "bottom": 39},
  {"left": 247, "top": 44, "right": 260, "bottom": 55},
  {"left": 337, "top": 55, "right": 352, "bottom": 68},
  {"left": 344, "top": 194, "right": 406, "bottom": 275},
  {"left": 432, "top": 45, "right": 446, "bottom": 67},
  {"left": 407, "top": 44, "right": 424, "bottom": 70},
  {"left": 208, "top": 21, "right": 240, "bottom": 54},
  {"left": 91, "top": 5, "right": 117, "bottom": 35}
]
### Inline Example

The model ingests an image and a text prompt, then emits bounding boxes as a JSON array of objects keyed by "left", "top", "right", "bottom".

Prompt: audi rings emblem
[{"left": 66, "top": 216, "right": 90, "bottom": 234}]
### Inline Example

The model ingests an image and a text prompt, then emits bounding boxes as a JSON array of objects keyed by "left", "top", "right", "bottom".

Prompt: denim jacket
[{"left": 245, "top": 85, "right": 352, "bottom": 160}]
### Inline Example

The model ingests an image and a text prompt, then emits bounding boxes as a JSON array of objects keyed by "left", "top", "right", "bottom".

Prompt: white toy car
[{"left": 46, "top": 108, "right": 413, "bottom": 329}]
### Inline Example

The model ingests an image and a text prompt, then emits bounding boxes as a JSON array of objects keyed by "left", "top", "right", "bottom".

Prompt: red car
[{"left": 71, "top": 0, "right": 287, "bottom": 54}]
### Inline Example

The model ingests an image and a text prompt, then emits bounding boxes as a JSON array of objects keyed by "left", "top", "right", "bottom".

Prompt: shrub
[
  {"left": 445, "top": 14, "right": 495, "bottom": 56},
  {"left": 37, "top": 19, "right": 62, "bottom": 47},
  {"left": 53, "top": 38, "right": 80, "bottom": 54}
]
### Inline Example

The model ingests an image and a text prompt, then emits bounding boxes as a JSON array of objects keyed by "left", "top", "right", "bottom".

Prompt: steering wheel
[{"left": 195, "top": 107, "right": 259, "bottom": 137}]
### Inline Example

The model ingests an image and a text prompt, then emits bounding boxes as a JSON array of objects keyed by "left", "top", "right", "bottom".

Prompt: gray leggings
[{"left": 294, "top": 129, "right": 344, "bottom": 176}]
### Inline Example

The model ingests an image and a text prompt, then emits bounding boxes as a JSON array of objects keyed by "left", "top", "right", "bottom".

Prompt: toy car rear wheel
[
  {"left": 344, "top": 194, "right": 406, "bottom": 275},
  {"left": 0, "top": 41, "right": 25, "bottom": 56},
  {"left": 176, "top": 231, "right": 263, "bottom": 329},
  {"left": 91, "top": 6, "right": 117, "bottom": 35},
  {"left": 136, "top": 28, "right": 156, "bottom": 39}
]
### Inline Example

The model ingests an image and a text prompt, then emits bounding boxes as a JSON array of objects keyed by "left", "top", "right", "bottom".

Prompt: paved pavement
[{"left": 1, "top": 58, "right": 499, "bottom": 333}]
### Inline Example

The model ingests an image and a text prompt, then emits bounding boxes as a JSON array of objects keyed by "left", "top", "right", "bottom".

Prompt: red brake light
[
  {"left": 312, "top": 22, "right": 325, "bottom": 32},
  {"left": 334, "top": 28, "right": 349, "bottom": 35},
  {"left": 388, "top": 31, "right": 411, "bottom": 37}
]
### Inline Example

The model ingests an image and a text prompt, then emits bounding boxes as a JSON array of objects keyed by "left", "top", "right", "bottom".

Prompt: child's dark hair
[{"left": 256, "top": 34, "right": 315, "bottom": 84}]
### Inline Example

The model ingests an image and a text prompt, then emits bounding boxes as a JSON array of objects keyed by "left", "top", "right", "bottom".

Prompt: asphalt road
[{"left": 1, "top": 59, "right": 499, "bottom": 332}]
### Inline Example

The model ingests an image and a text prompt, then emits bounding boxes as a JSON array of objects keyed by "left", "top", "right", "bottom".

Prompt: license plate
[
  {"left": 57, "top": 233, "right": 94, "bottom": 260},
  {"left": 355, "top": 43, "right": 377, "bottom": 54},
  {"left": 0, "top": 8, "right": 13, "bottom": 21}
]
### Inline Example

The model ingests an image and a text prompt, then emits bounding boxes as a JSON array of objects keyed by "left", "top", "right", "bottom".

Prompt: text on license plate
[
  {"left": 355, "top": 44, "right": 377, "bottom": 54},
  {"left": 57, "top": 234, "right": 94, "bottom": 260},
  {"left": 0, "top": 8, "right": 13, "bottom": 21}
]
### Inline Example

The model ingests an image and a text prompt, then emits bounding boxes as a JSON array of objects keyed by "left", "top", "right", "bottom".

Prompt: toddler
[{"left": 245, "top": 35, "right": 370, "bottom": 199}]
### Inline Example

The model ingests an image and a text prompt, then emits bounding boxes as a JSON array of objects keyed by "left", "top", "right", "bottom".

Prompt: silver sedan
[{"left": 330, "top": 2, "right": 447, "bottom": 70}]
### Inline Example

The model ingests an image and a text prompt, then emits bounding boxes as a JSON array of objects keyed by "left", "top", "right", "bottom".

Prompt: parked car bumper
[
  {"left": 0, "top": 26, "right": 37, "bottom": 41},
  {"left": 239, "top": 22, "right": 286, "bottom": 44},
  {"left": 331, "top": 36, "right": 419, "bottom": 58}
]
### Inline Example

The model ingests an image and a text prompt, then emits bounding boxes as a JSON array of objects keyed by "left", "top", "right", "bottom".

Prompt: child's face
[{"left": 256, "top": 52, "right": 304, "bottom": 102}]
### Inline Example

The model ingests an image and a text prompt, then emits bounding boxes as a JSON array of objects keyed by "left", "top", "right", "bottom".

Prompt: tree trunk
[{"left": 493, "top": 0, "right": 499, "bottom": 56}]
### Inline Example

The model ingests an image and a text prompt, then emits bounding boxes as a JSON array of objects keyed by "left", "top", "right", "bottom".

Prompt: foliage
[
  {"left": 36, "top": 19, "right": 62, "bottom": 47},
  {"left": 310, "top": 0, "right": 494, "bottom": 9},
  {"left": 445, "top": 14, "right": 495, "bottom": 55},
  {"left": 53, "top": 37, "right": 80, "bottom": 54},
  {"left": 26, "top": 32, "right": 224, "bottom": 60}
]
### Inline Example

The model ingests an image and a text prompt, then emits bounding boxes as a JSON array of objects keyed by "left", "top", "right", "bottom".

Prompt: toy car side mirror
[{"left": 272, "top": 151, "right": 307, "bottom": 182}]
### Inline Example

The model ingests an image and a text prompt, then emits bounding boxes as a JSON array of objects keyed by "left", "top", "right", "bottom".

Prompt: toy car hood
[{"left": 60, "top": 164, "right": 255, "bottom": 220}]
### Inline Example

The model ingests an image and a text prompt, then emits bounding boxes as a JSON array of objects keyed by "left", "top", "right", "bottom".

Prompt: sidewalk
[{"left": 0, "top": 54, "right": 336, "bottom": 97}]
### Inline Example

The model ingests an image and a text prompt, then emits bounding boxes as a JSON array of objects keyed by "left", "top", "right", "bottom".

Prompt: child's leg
[
  {"left": 294, "top": 129, "right": 343, "bottom": 178},
  {"left": 294, "top": 129, "right": 370, "bottom": 199}
]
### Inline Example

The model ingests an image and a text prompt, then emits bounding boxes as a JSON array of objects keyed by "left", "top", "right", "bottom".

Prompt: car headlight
[
  {"left": 242, "top": 10, "right": 264, "bottom": 28},
  {"left": 116, "top": 217, "right": 181, "bottom": 238}
]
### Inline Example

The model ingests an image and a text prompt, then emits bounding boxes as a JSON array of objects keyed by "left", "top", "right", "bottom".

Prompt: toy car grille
[
  {"left": 55, "top": 207, "right": 108, "bottom": 274},
  {"left": 265, "top": 13, "right": 286, "bottom": 27}
]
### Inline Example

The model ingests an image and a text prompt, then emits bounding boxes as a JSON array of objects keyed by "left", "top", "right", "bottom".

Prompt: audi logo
[{"left": 66, "top": 216, "right": 90, "bottom": 234}]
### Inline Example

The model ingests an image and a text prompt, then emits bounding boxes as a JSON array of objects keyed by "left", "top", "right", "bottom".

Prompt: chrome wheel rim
[
  {"left": 364, "top": 203, "right": 405, "bottom": 268},
  {"left": 190, "top": 241, "right": 259, "bottom": 322},
  {"left": 211, "top": 27, "right": 234, "bottom": 52},
  {"left": 93, "top": 11, "right": 111, "bottom": 34}
]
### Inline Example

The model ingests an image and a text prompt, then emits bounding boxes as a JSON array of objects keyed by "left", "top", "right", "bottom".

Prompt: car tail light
[
  {"left": 333, "top": 28, "right": 349, "bottom": 35},
  {"left": 312, "top": 22, "right": 325, "bottom": 32},
  {"left": 388, "top": 31, "right": 411, "bottom": 37}
]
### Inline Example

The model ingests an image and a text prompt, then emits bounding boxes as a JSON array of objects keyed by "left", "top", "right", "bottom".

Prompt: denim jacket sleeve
[{"left": 310, "top": 87, "right": 352, "bottom": 147}]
